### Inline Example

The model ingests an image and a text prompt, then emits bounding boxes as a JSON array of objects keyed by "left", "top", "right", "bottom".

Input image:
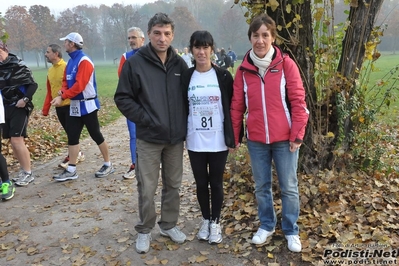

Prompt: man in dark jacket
[
  {"left": 0, "top": 40, "right": 37, "bottom": 187},
  {"left": 114, "top": 12, "right": 188, "bottom": 254}
]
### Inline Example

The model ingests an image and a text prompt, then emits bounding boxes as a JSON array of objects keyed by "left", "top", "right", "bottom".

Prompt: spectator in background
[
  {"left": 230, "top": 14, "right": 309, "bottom": 253},
  {"left": 117, "top": 27, "right": 145, "bottom": 179},
  {"left": 42, "top": 43, "right": 85, "bottom": 169},
  {"left": 217, "top": 48, "right": 231, "bottom": 70},
  {"left": 182, "top": 30, "right": 235, "bottom": 244},
  {"left": 227, "top": 47, "right": 237, "bottom": 72},
  {"left": 215, "top": 48, "right": 221, "bottom": 62},
  {"left": 181, "top": 47, "right": 193, "bottom": 68},
  {"left": 0, "top": 40, "right": 37, "bottom": 187},
  {"left": 51, "top": 32, "right": 114, "bottom": 181},
  {"left": 115, "top": 12, "right": 188, "bottom": 254}
]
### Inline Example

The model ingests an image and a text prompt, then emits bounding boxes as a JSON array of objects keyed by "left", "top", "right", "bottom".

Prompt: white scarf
[{"left": 250, "top": 46, "right": 275, "bottom": 76}]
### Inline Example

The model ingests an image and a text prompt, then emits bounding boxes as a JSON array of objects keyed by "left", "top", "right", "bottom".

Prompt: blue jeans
[
  {"left": 247, "top": 140, "right": 299, "bottom": 235},
  {"left": 127, "top": 119, "right": 136, "bottom": 164}
]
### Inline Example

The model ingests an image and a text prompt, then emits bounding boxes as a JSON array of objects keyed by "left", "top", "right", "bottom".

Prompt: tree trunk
[
  {"left": 332, "top": 0, "right": 384, "bottom": 152},
  {"left": 261, "top": 0, "right": 317, "bottom": 173}
]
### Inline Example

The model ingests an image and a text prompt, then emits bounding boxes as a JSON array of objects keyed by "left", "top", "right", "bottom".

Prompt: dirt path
[{"left": 1, "top": 116, "right": 261, "bottom": 266}]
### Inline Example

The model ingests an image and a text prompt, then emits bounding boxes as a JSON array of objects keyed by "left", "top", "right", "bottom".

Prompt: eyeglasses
[{"left": 128, "top": 36, "right": 138, "bottom": 40}]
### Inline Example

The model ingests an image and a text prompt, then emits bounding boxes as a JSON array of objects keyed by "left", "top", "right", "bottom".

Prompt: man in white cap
[{"left": 51, "top": 32, "right": 114, "bottom": 181}]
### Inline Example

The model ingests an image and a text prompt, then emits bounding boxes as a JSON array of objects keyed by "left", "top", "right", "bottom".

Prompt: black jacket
[
  {"left": 181, "top": 65, "right": 235, "bottom": 148},
  {"left": 0, "top": 53, "right": 37, "bottom": 104},
  {"left": 114, "top": 43, "right": 188, "bottom": 144}
]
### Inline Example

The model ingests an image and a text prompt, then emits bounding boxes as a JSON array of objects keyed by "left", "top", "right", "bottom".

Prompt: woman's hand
[{"left": 289, "top": 142, "right": 301, "bottom": 153}]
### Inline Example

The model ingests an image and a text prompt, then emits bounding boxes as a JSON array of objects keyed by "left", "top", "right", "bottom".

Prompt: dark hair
[
  {"left": 248, "top": 14, "right": 277, "bottom": 40},
  {"left": 148, "top": 12, "right": 175, "bottom": 33},
  {"left": 188, "top": 30, "right": 215, "bottom": 53},
  {"left": 0, "top": 40, "right": 8, "bottom": 53},
  {"left": 48, "top": 44, "right": 63, "bottom": 59}
]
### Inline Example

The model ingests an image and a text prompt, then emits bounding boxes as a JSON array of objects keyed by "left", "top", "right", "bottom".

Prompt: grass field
[
  {"left": 27, "top": 52, "right": 399, "bottom": 126},
  {"left": 29, "top": 63, "right": 120, "bottom": 108}
]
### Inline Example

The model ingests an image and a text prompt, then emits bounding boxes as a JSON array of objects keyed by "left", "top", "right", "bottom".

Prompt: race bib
[
  {"left": 192, "top": 104, "right": 222, "bottom": 131},
  {"left": 70, "top": 100, "right": 81, "bottom": 117}
]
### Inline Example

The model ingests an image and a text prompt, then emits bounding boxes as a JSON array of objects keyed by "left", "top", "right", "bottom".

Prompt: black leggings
[
  {"left": 56, "top": 105, "right": 69, "bottom": 132},
  {"left": 66, "top": 110, "right": 105, "bottom": 146},
  {"left": 188, "top": 150, "right": 228, "bottom": 222},
  {"left": 0, "top": 125, "right": 9, "bottom": 182}
]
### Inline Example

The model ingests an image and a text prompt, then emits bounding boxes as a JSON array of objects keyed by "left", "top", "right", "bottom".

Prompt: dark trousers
[
  {"left": 0, "top": 125, "right": 9, "bottom": 182},
  {"left": 188, "top": 150, "right": 228, "bottom": 222}
]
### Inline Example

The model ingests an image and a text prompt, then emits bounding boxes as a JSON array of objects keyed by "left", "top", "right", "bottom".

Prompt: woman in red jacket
[{"left": 230, "top": 14, "right": 309, "bottom": 253}]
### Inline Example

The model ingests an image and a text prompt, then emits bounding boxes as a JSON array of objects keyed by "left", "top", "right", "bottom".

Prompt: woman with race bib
[{"left": 181, "top": 30, "right": 235, "bottom": 244}]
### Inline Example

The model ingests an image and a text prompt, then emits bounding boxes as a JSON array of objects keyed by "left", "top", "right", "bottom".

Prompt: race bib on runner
[
  {"left": 192, "top": 104, "right": 222, "bottom": 131},
  {"left": 70, "top": 100, "right": 81, "bottom": 117}
]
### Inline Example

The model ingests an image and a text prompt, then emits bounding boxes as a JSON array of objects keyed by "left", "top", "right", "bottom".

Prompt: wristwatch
[{"left": 23, "top": 97, "right": 30, "bottom": 103}]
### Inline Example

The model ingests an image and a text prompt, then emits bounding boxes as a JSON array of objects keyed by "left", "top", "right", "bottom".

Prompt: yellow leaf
[
  {"left": 225, "top": 227, "right": 234, "bottom": 235},
  {"left": 117, "top": 236, "right": 129, "bottom": 243},
  {"left": 326, "top": 132, "right": 334, "bottom": 138},
  {"left": 267, "top": 252, "right": 274, "bottom": 258},
  {"left": 314, "top": 7, "right": 324, "bottom": 21},
  {"left": 27, "top": 247, "right": 38, "bottom": 255},
  {"left": 286, "top": 4, "right": 291, "bottom": 13},
  {"left": 196, "top": 255, "right": 208, "bottom": 262},
  {"left": 145, "top": 257, "right": 160, "bottom": 265},
  {"left": 269, "top": 0, "right": 279, "bottom": 11}
]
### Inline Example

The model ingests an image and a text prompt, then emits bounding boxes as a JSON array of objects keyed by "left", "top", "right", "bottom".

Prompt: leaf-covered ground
[
  {"left": 221, "top": 123, "right": 399, "bottom": 265},
  {"left": 1, "top": 111, "right": 398, "bottom": 265}
]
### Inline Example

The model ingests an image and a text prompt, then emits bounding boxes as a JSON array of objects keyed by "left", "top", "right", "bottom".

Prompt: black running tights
[{"left": 188, "top": 150, "right": 229, "bottom": 222}]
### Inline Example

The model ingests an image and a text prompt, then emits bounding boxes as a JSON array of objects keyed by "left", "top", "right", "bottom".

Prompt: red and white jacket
[{"left": 230, "top": 46, "right": 309, "bottom": 146}]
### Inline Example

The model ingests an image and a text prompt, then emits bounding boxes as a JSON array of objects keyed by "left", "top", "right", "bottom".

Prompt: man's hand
[
  {"left": 15, "top": 99, "right": 26, "bottom": 108},
  {"left": 51, "top": 96, "right": 63, "bottom": 107}
]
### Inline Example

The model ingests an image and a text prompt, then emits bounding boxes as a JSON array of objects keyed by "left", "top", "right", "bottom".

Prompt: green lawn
[
  {"left": 361, "top": 52, "right": 399, "bottom": 124},
  {"left": 30, "top": 64, "right": 120, "bottom": 108},
  {"left": 27, "top": 53, "right": 399, "bottom": 127}
]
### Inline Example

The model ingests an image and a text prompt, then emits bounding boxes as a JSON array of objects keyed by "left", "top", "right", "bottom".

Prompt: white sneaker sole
[
  {"left": 53, "top": 175, "right": 79, "bottom": 182},
  {"left": 160, "top": 230, "right": 186, "bottom": 243}
]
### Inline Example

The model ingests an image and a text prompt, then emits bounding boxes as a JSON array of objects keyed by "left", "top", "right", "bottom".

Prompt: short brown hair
[{"left": 248, "top": 14, "right": 277, "bottom": 40}]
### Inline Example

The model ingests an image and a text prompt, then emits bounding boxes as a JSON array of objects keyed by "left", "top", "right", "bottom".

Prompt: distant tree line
[
  {"left": 0, "top": 0, "right": 398, "bottom": 67},
  {"left": 0, "top": 0, "right": 250, "bottom": 66}
]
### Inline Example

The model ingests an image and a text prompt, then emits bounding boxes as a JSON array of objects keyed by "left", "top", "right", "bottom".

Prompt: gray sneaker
[
  {"left": 160, "top": 226, "right": 186, "bottom": 243},
  {"left": 95, "top": 164, "right": 115, "bottom": 178},
  {"left": 12, "top": 170, "right": 24, "bottom": 182},
  {"left": 53, "top": 170, "right": 78, "bottom": 182},
  {"left": 197, "top": 219, "right": 210, "bottom": 241},
  {"left": 136, "top": 233, "right": 151, "bottom": 254},
  {"left": 208, "top": 221, "right": 222, "bottom": 244},
  {"left": 15, "top": 172, "right": 34, "bottom": 186}
]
